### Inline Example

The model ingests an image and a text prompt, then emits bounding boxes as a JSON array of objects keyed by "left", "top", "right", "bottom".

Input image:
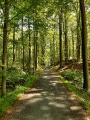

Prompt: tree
[
  {"left": 22, "top": 16, "right": 25, "bottom": 71},
  {"left": 53, "top": 33, "right": 55, "bottom": 65},
  {"left": 13, "top": 24, "right": 15, "bottom": 63},
  {"left": 64, "top": 13, "right": 68, "bottom": 65},
  {"left": 71, "top": 27, "right": 74, "bottom": 59},
  {"left": 1, "top": 0, "right": 9, "bottom": 97},
  {"left": 28, "top": 16, "right": 31, "bottom": 73},
  {"left": 76, "top": 2, "right": 81, "bottom": 62},
  {"left": 79, "top": 0, "right": 90, "bottom": 91},
  {"left": 59, "top": 8, "right": 63, "bottom": 68}
]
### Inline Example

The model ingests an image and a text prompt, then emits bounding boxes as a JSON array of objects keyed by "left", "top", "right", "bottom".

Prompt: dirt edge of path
[
  {"left": 0, "top": 71, "right": 43, "bottom": 120},
  {"left": 54, "top": 70, "right": 90, "bottom": 119}
]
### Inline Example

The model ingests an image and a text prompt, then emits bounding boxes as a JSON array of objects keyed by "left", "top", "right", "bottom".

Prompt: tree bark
[
  {"left": 41, "top": 37, "right": 45, "bottom": 66},
  {"left": 13, "top": 26, "right": 15, "bottom": 63},
  {"left": 28, "top": 17, "right": 31, "bottom": 74},
  {"left": 76, "top": 3, "right": 81, "bottom": 62},
  {"left": 79, "top": 0, "right": 90, "bottom": 91},
  {"left": 33, "top": 32, "right": 36, "bottom": 74},
  {"left": 35, "top": 32, "right": 38, "bottom": 70},
  {"left": 53, "top": 33, "right": 55, "bottom": 65},
  {"left": 1, "top": 0, "right": 9, "bottom": 97},
  {"left": 22, "top": 16, "right": 25, "bottom": 71},
  {"left": 64, "top": 14, "right": 68, "bottom": 65},
  {"left": 50, "top": 39, "right": 53, "bottom": 66},
  {"left": 71, "top": 28, "right": 74, "bottom": 59},
  {"left": 59, "top": 9, "right": 63, "bottom": 67}
]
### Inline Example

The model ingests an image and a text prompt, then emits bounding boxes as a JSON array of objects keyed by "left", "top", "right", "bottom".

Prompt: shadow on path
[{"left": 4, "top": 69, "right": 89, "bottom": 120}]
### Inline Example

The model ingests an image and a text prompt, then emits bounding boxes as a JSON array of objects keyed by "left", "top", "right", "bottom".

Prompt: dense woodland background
[{"left": 0, "top": 0, "right": 90, "bottom": 99}]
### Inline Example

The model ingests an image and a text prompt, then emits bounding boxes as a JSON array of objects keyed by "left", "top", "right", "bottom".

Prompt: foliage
[
  {"left": 60, "top": 69, "right": 83, "bottom": 88},
  {"left": 7, "top": 68, "right": 27, "bottom": 90}
]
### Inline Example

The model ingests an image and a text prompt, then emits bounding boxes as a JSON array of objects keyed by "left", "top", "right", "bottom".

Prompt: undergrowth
[
  {"left": 58, "top": 69, "right": 90, "bottom": 115},
  {"left": 51, "top": 66, "right": 90, "bottom": 116},
  {"left": 60, "top": 69, "right": 83, "bottom": 88},
  {"left": 0, "top": 70, "right": 40, "bottom": 117}
]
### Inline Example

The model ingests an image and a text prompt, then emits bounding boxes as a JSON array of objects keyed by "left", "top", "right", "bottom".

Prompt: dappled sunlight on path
[{"left": 4, "top": 69, "right": 89, "bottom": 120}]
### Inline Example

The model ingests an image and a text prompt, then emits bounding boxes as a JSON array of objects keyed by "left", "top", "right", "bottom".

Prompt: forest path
[{"left": 3, "top": 69, "right": 89, "bottom": 120}]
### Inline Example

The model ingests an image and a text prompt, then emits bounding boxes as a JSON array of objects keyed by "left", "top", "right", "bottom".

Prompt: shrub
[{"left": 61, "top": 69, "right": 83, "bottom": 88}]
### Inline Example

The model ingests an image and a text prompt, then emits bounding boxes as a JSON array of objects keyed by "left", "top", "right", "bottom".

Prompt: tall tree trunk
[
  {"left": 13, "top": 26, "right": 15, "bottom": 63},
  {"left": 28, "top": 17, "right": 31, "bottom": 74},
  {"left": 41, "top": 38, "right": 45, "bottom": 66},
  {"left": 33, "top": 32, "right": 36, "bottom": 74},
  {"left": 79, "top": 0, "right": 90, "bottom": 91},
  {"left": 71, "top": 28, "right": 74, "bottom": 59},
  {"left": 59, "top": 9, "right": 63, "bottom": 68},
  {"left": 35, "top": 32, "right": 38, "bottom": 69},
  {"left": 7, "top": 35, "right": 9, "bottom": 68},
  {"left": 64, "top": 14, "right": 68, "bottom": 65},
  {"left": 1, "top": 0, "right": 9, "bottom": 97},
  {"left": 53, "top": 33, "right": 55, "bottom": 65},
  {"left": 69, "top": 39, "right": 71, "bottom": 59},
  {"left": 50, "top": 39, "right": 53, "bottom": 66},
  {"left": 55, "top": 38, "right": 59, "bottom": 62},
  {"left": 77, "top": 3, "right": 81, "bottom": 62},
  {"left": 22, "top": 16, "right": 25, "bottom": 71},
  {"left": 15, "top": 44, "right": 17, "bottom": 61},
  {"left": 37, "top": 45, "right": 39, "bottom": 67}
]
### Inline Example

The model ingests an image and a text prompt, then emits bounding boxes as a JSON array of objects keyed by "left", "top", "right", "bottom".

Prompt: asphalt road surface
[{"left": 3, "top": 69, "right": 90, "bottom": 120}]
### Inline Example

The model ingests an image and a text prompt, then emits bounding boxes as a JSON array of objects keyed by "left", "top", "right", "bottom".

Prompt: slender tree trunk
[
  {"left": 28, "top": 17, "right": 31, "bottom": 74},
  {"left": 53, "top": 33, "right": 55, "bottom": 65},
  {"left": 1, "top": 0, "right": 9, "bottom": 97},
  {"left": 13, "top": 3, "right": 15, "bottom": 64},
  {"left": 15, "top": 44, "right": 19, "bottom": 61},
  {"left": 69, "top": 39, "right": 71, "bottom": 59},
  {"left": 79, "top": 0, "right": 90, "bottom": 91},
  {"left": 22, "top": 16, "right": 25, "bottom": 71},
  {"left": 41, "top": 38, "right": 45, "bottom": 66},
  {"left": 35, "top": 32, "right": 38, "bottom": 69},
  {"left": 33, "top": 31, "right": 38, "bottom": 72},
  {"left": 55, "top": 38, "right": 59, "bottom": 62},
  {"left": 64, "top": 14, "right": 68, "bottom": 65},
  {"left": 7, "top": 35, "right": 9, "bottom": 68},
  {"left": 77, "top": 4, "right": 81, "bottom": 62},
  {"left": 71, "top": 28, "right": 74, "bottom": 59},
  {"left": 13, "top": 26, "right": 15, "bottom": 63},
  {"left": 50, "top": 39, "right": 53, "bottom": 66},
  {"left": 59, "top": 9, "right": 63, "bottom": 67},
  {"left": 37, "top": 45, "right": 39, "bottom": 67},
  {"left": 33, "top": 32, "right": 36, "bottom": 74}
]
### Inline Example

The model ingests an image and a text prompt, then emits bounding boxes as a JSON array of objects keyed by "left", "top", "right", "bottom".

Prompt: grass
[
  {"left": 58, "top": 69, "right": 90, "bottom": 115},
  {"left": 0, "top": 72, "right": 40, "bottom": 117},
  {"left": 51, "top": 66, "right": 90, "bottom": 116}
]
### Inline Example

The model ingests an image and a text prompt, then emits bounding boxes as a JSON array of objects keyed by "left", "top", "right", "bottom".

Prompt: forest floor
[{"left": 1, "top": 69, "right": 89, "bottom": 120}]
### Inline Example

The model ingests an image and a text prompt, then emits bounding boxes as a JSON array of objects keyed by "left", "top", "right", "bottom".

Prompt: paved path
[{"left": 3, "top": 69, "right": 90, "bottom": 120}]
